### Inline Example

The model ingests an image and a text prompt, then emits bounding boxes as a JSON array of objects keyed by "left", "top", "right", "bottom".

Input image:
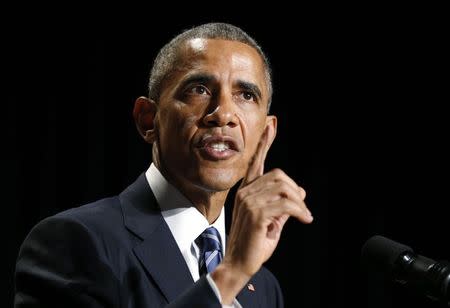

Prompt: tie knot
[
  {"left": 197, "top": 226, "right": 222, "bottom": 252},
  {"left": 196, "top": 226, "right": 223, "bottom": 275}
]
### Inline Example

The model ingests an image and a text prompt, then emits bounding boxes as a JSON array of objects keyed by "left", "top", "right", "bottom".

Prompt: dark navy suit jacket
[{"left": 15, "top": 174, "right": 284, "bottom": 307}]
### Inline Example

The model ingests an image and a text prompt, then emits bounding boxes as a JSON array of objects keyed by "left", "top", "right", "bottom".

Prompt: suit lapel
[
  {"left": 119, "top": 174, "right": 194, "bottom": 303},
  {"left": 133, "top": 222, "right": 194, "bottom": 302},
  {"left": 237, "top": 277, "right": 259, "bottom": 306}
]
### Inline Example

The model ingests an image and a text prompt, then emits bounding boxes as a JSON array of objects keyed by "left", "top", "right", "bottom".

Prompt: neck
[
  {"left": 155, "top": 161, "right": 229, "bottom": 224},
  {"left": 189, "top": 189, "right": 228, "bottom": 224},
  {"left": 172, "top": 179, "right": 229, "bottom": 224}
]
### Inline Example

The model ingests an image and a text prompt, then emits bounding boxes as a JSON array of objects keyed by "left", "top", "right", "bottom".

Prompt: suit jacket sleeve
[
  {"left": 14, "top": 216, "right": 222, "bottom": 308},
  {"left": 15, "top": 216, "right": 121, "bottom": 308}
]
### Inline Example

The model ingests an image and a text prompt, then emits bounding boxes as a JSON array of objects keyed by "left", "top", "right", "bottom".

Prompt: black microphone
[{"left": 361, "top": 235, "right": 450, "bottom": 305}]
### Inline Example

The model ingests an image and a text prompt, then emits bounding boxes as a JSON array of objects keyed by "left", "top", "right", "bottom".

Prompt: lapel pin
[{"left": 247, "top": 283, "right": 255, "bottom": 291}]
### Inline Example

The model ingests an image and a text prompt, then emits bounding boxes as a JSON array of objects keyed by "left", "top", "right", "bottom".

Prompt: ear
[
  {"left": 265, "top": 115, "right": 277, "bottom": 150},
  {"left": 133, "top": 96, "right": 157, "bottom": 144}
]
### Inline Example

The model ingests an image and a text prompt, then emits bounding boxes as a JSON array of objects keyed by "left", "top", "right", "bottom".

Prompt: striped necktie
[{"left": 196, "top": 226, "right": 223, "bottom": 275}]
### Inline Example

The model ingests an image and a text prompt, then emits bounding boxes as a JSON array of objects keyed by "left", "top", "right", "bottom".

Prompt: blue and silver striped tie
[{"left": 196, "top": 226, "right": 223, "bottom": 275}]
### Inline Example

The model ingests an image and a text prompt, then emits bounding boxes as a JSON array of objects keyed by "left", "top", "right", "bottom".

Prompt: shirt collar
[{"left": 145, "top": 163, "right": 226, "bottom": 254}]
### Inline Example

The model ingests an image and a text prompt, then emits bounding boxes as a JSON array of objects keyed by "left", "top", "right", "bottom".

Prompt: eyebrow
[
  {"left": 177, "top": 73, "right": 263, "bottom": 100},
  {"left": 236, "top": 80, "right": 262, "bottom": 100}
]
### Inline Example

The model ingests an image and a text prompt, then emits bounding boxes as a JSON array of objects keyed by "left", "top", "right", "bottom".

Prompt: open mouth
[{"left": 197, "top": 135, "right": 240, "bottom": 160}]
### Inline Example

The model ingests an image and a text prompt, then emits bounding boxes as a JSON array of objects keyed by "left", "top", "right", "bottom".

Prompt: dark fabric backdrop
[{"left": 4, "top": 8, "right": 447, "bottom": 308}]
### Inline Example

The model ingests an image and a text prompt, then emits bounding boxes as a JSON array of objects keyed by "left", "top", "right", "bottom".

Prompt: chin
[{"left": 194, "top": 168, "right": 240, "bottom": 192}]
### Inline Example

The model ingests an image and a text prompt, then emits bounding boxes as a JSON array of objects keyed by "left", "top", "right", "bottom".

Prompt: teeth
[{"left": 209, "top": 142, "right": 229, "bottom": 151}]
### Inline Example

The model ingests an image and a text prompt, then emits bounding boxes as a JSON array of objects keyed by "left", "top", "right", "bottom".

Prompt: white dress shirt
[{"left": 146, "top": 163, "right": 242, "bottom": 308}]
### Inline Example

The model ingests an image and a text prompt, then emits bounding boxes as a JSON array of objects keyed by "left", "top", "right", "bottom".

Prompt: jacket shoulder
[{"left": 52, "top": 196, "right": 123, "bottom": 231}]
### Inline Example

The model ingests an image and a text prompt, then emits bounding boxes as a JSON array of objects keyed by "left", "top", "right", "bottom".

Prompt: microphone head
[
  {"left": 361, "top": 235, "right": 413, "bottom": 272},
  {"left": 362, "top": 235, "right": 450, "bottom": 302}
]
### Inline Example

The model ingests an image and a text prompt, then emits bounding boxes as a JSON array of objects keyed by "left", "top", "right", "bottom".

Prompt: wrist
[{"left": 211, "top": 262, "right": 252, "bottom": 305}]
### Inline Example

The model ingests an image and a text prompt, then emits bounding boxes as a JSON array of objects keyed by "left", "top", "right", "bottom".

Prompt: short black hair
[{"left": 148, "top": 23, "right": 273, "bottom": 110}]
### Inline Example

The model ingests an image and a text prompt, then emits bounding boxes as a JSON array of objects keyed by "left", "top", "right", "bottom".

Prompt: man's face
[{"left": 155, "top": 38, "right": 276, "bottom": 192}]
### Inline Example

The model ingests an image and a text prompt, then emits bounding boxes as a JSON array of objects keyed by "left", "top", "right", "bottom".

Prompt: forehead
[
  {"left": 182, "top": 38, "right": 263, "bottom": 67},
  {"left": 174, "top": 38, "right": 267, "bottom": 90}
]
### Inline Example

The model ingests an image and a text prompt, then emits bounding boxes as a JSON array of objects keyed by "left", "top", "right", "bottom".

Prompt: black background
[{"left": 4, "top": 6, "right": 448, "bottom": 308}]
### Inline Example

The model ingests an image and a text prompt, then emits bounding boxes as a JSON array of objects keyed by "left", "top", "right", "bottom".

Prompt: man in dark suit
[{"left": 15, "top": 23, "right": 313, "bottom": 307}]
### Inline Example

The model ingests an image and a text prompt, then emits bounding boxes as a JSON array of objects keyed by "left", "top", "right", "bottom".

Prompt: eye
[
  {"left": 241, "top": 91, "right": 256, "bottom": 101},
  {"left": 186, "top": 85, "right": 209, "bottom": 96}
]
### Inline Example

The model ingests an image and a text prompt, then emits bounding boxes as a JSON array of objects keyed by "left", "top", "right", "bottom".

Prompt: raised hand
[{"left": 212, "top": 125, "right": 313, "bottom": 304}]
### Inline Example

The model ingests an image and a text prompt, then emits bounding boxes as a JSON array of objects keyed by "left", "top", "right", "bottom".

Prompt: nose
[{"left": 202, "top": 91, "right": 238, "bottom": 128}]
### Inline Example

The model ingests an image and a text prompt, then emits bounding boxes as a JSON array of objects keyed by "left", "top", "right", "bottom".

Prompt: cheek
[
  {"left": 239, "top": 112, "right": 266, "bottom": 153},
  {"left": 161, "top": 107, "right": 200, "bottom": 150},
  {"left": 181, "top": 114, "right": 199, "bottom": 135}
]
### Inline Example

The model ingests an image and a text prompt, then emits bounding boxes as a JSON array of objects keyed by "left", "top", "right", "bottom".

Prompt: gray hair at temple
[{"left": 148, "top": 23, "right": 273, "bottom": 111}]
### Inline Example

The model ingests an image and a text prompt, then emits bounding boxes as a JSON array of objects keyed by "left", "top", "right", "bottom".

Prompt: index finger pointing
[{"left": 241, "top": 125, "right": 273, "bottom": 187}]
